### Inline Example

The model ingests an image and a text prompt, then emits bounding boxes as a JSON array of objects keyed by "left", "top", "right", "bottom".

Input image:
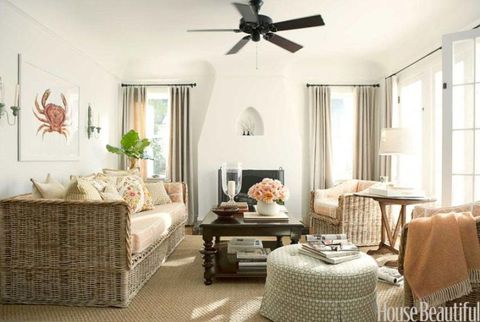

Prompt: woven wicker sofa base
[{"left": 0, "top": 222, "right": 186, "bottom": 308}]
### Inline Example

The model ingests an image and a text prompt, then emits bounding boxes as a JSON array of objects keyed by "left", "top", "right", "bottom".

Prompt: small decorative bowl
[{"left": 212, "top": 207, "right": 239, "bottom": 218}]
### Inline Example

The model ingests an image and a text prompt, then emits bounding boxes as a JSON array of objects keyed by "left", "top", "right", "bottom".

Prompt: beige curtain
[
  {"left": 309, "top": 86, "right": 333, "bottom": 190},
  {"left": 379, "top": 76, "right": 397, "bottom": 179},
  {"left": 353, "top": 86, "right": 378, "bottom": 180},
  {"left": 169, "top": 86, "right": 195, "bottom": 224},
  {"left": 122, "top": 86, "right": 147, "bottom": 178}
]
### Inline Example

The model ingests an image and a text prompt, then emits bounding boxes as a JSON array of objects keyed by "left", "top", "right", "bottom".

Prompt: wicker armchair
[
  {"left": 309, "top": 180, "right": 382, "bottom": 246},
  {"left": 0, "top": 182, "right": 187, "bottom": 307},
  {"left": 398, "top": 208, "right": 480, "bottom": 309}
]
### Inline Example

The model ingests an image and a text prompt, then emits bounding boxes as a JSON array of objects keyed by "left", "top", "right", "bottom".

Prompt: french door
[{"left": 442, "top": 28, "right": 480, "bottom": 205}]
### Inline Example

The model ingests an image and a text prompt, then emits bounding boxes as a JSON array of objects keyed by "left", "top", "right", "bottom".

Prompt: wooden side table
[
  {"left": 199, "top": 211, "right": 304, "bottom": 285},
  {"left": 355, "top": 193, "right": 435, "bottom": 266}
]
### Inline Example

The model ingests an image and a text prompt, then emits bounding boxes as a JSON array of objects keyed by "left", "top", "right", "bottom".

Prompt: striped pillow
[{"left": 65, "top": 178, "right": 102, "bottom": 201}]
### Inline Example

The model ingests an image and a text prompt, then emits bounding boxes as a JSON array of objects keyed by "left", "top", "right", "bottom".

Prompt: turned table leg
[
  {"left": 276, "top": 235, "right": 284, "bottom": 248},
  {"left": 200, "top": 234, "right": 216, "bottom": 285},
  {"left": 290, "top": 229, "right": 301, "bottom": 244}
]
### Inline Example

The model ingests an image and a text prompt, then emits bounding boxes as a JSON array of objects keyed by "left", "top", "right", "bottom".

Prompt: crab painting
[{"left": 33, "top": 89, "right": 69, "bottom": 140}]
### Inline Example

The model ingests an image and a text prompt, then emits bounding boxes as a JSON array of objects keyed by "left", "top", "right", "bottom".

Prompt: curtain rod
[
  {"left": 121, "top": 83, "right": 197, "bottom": 87},
  {"left": 385, "top": 23, "right": 480, "bottom": 80},
  {"left": 306, "top": 84, "right": 380, "bottom": 88}
]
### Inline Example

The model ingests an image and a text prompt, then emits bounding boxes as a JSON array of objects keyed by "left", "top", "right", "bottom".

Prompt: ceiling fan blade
[
  {"left": 273, "top": 15, "right": 325, "bottom": 31},
  {"left": 265, "top": 33, "right": 303, "bottom": 53},
  {"left": 187, "top": 29, "right": 241, "bottom": 32},
  {"left": 232, "top": 3, "right": 258, "bottom": 23},
  {"left": 226, "top": 36, "right": 251, "bottom": 55}
]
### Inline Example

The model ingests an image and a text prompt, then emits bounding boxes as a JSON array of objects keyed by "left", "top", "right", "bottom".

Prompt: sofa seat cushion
[
  {"left": 131, "top": 203, "right": 187, "bottom": 254},
  {"left": 314, "top": 197, "right": 338, "bottom": 219}
]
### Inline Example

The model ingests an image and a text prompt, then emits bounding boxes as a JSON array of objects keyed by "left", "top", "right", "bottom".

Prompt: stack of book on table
[
  {"left": 377, "top": 266, "right": 404, "bottom": 286},
  {"left": 227, "top": 238, "right": 271, "bottom": 274},
  {"left": 299, "top": 234, "right": 360, "bottom": 264},
  {"left": 243, "top": 212, "right": 289, "bottom": 223}
]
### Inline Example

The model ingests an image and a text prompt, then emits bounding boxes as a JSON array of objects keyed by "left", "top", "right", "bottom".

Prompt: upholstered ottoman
[{"left": 260, "top": 245, "right": 378, "bottom": 322}]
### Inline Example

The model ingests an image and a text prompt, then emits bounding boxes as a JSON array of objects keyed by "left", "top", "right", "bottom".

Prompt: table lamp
[{"left": 379, "top": 128, "right": 415, "bottom": 186}]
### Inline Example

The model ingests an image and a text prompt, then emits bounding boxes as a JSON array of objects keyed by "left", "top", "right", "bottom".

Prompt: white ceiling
[{"left": 8, "top": 0, "right": 480, "bottom": 80}]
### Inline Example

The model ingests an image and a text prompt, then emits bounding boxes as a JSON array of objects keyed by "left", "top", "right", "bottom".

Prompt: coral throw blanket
[{"left": 404, "top": 212, "right": 480, "bottom": 306}]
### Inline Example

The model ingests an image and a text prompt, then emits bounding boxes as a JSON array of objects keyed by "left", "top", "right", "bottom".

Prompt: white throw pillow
[
  {"left": 145, "top": 181, "right": 172, "bottom": 205},
  {"left": 31, "top": 174, "right": 66, "bottom": 199}
]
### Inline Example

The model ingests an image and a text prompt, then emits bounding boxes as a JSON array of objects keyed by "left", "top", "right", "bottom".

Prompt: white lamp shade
[{"left": 379, "top": 128, "right": 415, "bottom": 155}]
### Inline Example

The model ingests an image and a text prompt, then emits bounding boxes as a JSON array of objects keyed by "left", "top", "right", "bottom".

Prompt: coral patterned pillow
[{"left": 116, "top": 175, "right": 146, "bottom": 213}]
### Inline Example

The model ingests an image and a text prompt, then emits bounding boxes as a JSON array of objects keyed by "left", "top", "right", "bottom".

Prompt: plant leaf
[
  {"left": 134, "top": 138, "right": 150, "bottom": 152},
  {"left": 106, "top": 145, "right": 124, "bottom": 154},
  {"left": 120, "top": 130, "right": 139, "bottom": 149}
]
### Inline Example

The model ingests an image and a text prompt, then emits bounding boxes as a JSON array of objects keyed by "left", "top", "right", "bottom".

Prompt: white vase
[{"left": 256, "top": 201, "right": 279, "bottom": 216}]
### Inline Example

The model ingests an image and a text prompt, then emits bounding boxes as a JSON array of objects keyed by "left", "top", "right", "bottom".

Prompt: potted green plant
[{"left": 106, "top": 130, "right": 151, "bottom": 169}]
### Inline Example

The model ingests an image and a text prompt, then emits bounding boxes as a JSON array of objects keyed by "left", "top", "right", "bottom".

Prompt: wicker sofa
[
  {"left": 398, "top": 206, "right": 480, "bottom": 310},
  {"left": 0, "top": 182, "right": 187, "bottom": 308},
  {"left": 309, "top": 180, "right": 382, "bottom": 246}
]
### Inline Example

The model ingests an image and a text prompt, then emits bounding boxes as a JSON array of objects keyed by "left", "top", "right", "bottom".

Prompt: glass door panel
[
  {"left": 452, "top": 130, "right": 474, "bottom": 174},
  {"left": 452, "top": 85, "right": 474, "bottom": 129},
  {"left": 453, "top": 39, "right": 474, "bottom": 85},
  {"left": 443, "top": 29, "right": 480, "bottom": 205},
  {"left": 452, "top": 175, "right": 473, "bottom": 205}
]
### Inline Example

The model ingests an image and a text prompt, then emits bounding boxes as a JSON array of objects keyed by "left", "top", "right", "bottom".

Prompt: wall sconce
[
  {"left": 0, "top": 77, "right": 20, "bottom": 126},
  {"left": 87, "top": 104, "right": 101, "bottom": 139}
]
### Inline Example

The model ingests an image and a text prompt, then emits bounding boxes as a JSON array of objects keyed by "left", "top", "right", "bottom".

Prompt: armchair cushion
[{"left": 313, "top": 197, "right": 338, "bottom": 219}]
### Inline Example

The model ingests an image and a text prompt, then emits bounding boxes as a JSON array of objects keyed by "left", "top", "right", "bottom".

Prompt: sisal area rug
[{"left": 0, "top": 236, "right": 403, "bottom": 321}]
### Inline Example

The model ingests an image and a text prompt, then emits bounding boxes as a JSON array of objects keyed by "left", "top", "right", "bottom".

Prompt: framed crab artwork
[{"left": 19, "top": 59, "right": 79, "bottom": 161}]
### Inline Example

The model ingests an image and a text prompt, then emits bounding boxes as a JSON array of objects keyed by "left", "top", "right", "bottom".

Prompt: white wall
[
  {"left": 0, "top": 0, "right": 121, "bottom": 197},
  {"left": 197, "top": 57, "right": 385, "bottom": 222}
]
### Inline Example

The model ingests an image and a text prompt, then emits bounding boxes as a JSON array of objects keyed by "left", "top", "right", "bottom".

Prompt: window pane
[
  {"left": 452, "top": 84, "right": 474, "bottom": 129},
  {"left": 452, "top": 130, "right": 473, "bottom": 174},
  {"left": 330, "top": 90, "right": 354, "bottom": 183},
  {"left": 146, "top": 88, "right": 170, "bottom": 178},
  {"left": 475, "top": 176, "right": 480, "bottom": 201},
  {"left": 453, "top": 39, "right": 474, "bottom": 85},
  {"left": 452, "top": 175, "right": 473, "bottom": 205},
  {"left": 397, "top": 80, "right": 422, "bottom": 190}
]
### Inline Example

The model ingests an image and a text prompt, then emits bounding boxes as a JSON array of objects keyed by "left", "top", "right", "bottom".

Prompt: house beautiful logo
[{"left": 378, "top": 302, "right": 480, "bottom": 322}]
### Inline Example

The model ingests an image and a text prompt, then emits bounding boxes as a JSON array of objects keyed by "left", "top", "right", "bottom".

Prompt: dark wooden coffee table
[{"left": 199, "top": 211, "right": 304, "bottom": 285}]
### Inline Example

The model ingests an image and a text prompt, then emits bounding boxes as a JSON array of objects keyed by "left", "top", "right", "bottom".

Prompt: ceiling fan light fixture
[{"left": 187, "top": 1, "right": 325, "bottom": 55}]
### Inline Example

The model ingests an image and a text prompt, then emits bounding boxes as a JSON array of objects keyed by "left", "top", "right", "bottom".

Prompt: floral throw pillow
[{"left": 116, "top": 175, "right": 146, "bottom": 213}]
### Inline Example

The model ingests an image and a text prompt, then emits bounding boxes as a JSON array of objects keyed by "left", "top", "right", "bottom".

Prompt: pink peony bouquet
[{"left": 247, "top": 178, "right": 289, "bottom": 204}]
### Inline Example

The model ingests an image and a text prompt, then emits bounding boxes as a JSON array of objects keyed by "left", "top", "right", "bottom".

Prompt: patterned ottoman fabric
[{"left": 260, "top": 245, "right": 378, "bottom": 322}]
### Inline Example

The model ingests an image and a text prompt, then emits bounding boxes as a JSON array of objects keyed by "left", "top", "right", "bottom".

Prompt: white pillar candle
[{"left": 227, "top": 180, "right": 236, "bottom": 196}]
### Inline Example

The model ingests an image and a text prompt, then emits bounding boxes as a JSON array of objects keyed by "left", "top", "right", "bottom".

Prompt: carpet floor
[{"left": 0, "top": 236, "right": 404, "bottom": 322}]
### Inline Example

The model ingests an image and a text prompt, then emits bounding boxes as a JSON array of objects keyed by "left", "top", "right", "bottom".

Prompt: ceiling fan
[{"left": 187, "top": 0, "right": 325, "bottom": 55}]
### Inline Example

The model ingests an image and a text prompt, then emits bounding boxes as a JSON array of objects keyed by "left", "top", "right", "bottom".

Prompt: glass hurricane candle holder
[{"left": 221, "top": 162, "right": 242, "bottom": 204}]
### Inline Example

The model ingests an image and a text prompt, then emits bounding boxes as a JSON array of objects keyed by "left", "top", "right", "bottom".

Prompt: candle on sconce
[
  {"left": 227, "top": 180, "right": 236, "bottom": 197},
  {"left": 97, "top": 112, "right": 100, "bottom": 126}
]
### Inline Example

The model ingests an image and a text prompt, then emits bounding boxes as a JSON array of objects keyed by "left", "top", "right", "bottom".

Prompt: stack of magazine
[
  {"left": 299, "top": 234, "right": 360, "bottom": 264},
  {"left": 227, "top": 238, "right": 263, "bottom": 254},
  {"left": 227, "top": 238, "right": 271, "bottom": 274},
  {"left": 378, "top": 266, "right": 404, "bottom": 286}
]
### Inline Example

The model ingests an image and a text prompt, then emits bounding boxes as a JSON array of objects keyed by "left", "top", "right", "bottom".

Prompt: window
[
  {"left": 395, "top": 79, "right": 423, "bottom": 189},
  {"left": 330, "top": 89, "right": 354, "bottom": 183},
  {"left": 392, "top": 54, "right": 443, "bottom": 203},
  {"left": 145, "top": 87, "right": 170, "bottom": 179}
]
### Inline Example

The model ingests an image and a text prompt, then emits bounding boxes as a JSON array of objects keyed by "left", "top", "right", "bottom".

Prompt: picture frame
[{"left": 18, "top": 55, "right": 80, "bottom": 161}]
